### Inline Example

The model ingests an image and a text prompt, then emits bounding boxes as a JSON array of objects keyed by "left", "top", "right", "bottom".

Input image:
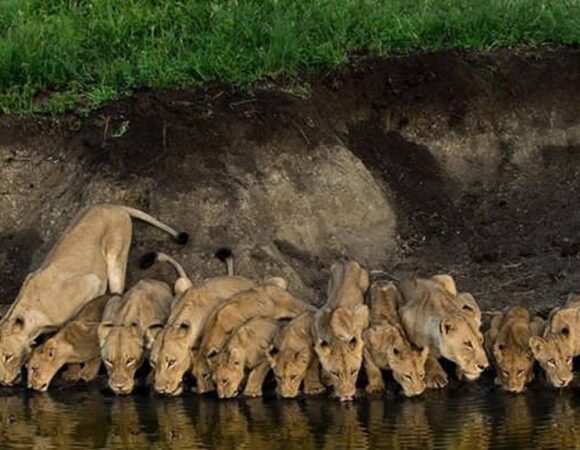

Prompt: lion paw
[
  {"left": 243, "top": 387, "right": 263, "bottom": 398},
  {"left": 365, "top": 383, "right": 385, "bottom": 395},
  {"left": 304, "top": 384, "right": 326, "bottom": 395},
  {"left": 426, "top": 372, "right": 448, "bottom": 389}
]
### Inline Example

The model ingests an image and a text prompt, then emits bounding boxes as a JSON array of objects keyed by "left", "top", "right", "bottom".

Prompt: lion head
[
  {"left": 98, "top": 321, "right": 162, "bottom": 395},
  {"left": 268, "top": 345, "right": 312, "bottom": 398},
  {"left": 213, "top": 347, "right": 246, "bottom": 399},
  {"left": 529, "top": 335, "right": 574, "bottom": 388},
  {"left": 312, "top": 305, "right": 368, "bottom": 401},
  {"left": 0, "top": 316, "right": 32, "bottom": 386},
  {"left": 364, "top": 324, "right": 428, "bottom": 397},
  {"left": 149, "top": 322, "right": 193, "bottom": 396},
  {"left": 438, "top": 314, "right": 488, "bottom": 380},
  {"left": 27, "top": 338, "right": 71, "bottom": 392},
  {"left": 190, "top": 347, "right": 215, "bottom": 394}
]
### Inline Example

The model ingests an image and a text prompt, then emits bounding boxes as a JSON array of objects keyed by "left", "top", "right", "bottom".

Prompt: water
[{"left": 0, "top": 382, "right": 578, "bottom": 449}]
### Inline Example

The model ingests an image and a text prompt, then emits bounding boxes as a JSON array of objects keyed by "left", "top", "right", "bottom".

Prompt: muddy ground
[{"left": 0, "top": 48, "right": 579, "bottom": 312}]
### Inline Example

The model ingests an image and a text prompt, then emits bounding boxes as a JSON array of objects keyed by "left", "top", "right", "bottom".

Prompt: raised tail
[
  {"left": 140, "top": 252, "right": 193, "bottom": 295},
  {"left": 119, "top": 206, "right": 189, "bottom": 245},
  {"left": 214, "top": 247, "right": 234, "bottom": 276}
]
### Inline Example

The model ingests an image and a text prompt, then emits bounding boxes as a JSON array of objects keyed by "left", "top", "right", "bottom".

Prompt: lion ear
[
  {"left": 528, "top": 336, "right": 546, "bottom": 357},
  {"left": 455, "top": 293, "right": 481, "bottom": 325},
  {"left": 312, "top": 308, "right": 332, "bottom": 343},
  {"left": 144, "top": 323, "right": 164, "bottom": 350},
  {"left": 11, "top": 316, "right": 25, "bottom": 332},
  {"left": 440, "top": 318, "right": 457, "bottom": 336},
  {"left": 97, "top": 322, "right": 114, "bottom": 346},
  {"left": 431, "top": 274, "right": 457, "bottom": 296},
  {"left": 357, "top": 264, "right": 370, "bottom": 292},
  {"left": 353, "top": 304, "right": 370, "bottom": 331}
]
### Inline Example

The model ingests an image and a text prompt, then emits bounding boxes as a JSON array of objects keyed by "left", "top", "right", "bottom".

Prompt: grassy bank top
[{"left": 1, "top": 0, "right": 579, "bottom": 115}]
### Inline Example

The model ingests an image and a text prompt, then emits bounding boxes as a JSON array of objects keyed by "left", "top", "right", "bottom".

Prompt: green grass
[{"left": 1, "top": 0, "right": 580, "bottom": 115}]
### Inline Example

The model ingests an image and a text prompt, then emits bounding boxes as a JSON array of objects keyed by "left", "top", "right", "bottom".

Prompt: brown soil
[{"left": 1, "top": 48, "right": 580, "bottom": 312}]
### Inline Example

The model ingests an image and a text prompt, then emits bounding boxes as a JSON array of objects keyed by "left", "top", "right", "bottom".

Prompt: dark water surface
[{"left": 0, "top": 383, "right": 579, "bottom": 449}]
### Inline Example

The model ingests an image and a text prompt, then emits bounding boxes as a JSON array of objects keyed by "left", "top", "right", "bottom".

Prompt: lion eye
[
  {"left": 502, "top": 370, "right": 509, "bottom": 378},
  {"left": 548, "top": 359, "right": 556, "bottom": 367},
  {"left": 104, "top": 359, "right": 113, "bottom": 368},
  {"left": 420, "top": 373, "right": 425, "bottom": 380},
  {"left": 330, "top": 371, "right": 339, "bottom": 378},
  {"left": 4, "top": 354, "right": 13, "bottom": 363},
  {"left": 150, "top": 360, "right": 157, "bottom": 369},
  {"left": 517, "top": 369, "right": 525, "bottom": 376},
  {"left": 290, "top": 375, "right": 297, "bottom": 381},
  {"left": 566, "top": 357, "right": 572, "bottom": 365},
  {"left": 404, "top": 374, "right": 412, "bottom": 381},
  {"left": 203, "top": 372, "right": 211, "bottom": 380},
  {"left": 167, "top": 359, "right": 176, "bottom": 368},
  {"left": 350, "top": 369, "right": 358, "bottom": 377},
  {"left": 464, "top": 341, "right": 473, "bottom": 350},
  {"left": 126, "top": 357, "right": 135, "bottom": 367}
]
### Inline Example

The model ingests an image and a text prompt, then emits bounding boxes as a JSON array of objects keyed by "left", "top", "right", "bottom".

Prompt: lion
[
  {"left": 150, "top": 275, "right": 256, "bottom": 396},
  {"left": 484, "top": 306, "right": 544, "bottom": 393},
  {"left": 191, "top": 278, "right": 314, "bottom": 394},
  {"left": 214, "top": 317, "right": 282, "bottom": 398},
  {"left": 312, "top": 261, "right": 370, "bottom": 401},
  {"left": 398, "top": 274, "right": 488, "bottom": 388},
  {"left": 0, "top": 204, "right": 187, "bottom": 386},
  {"left": 98, "top": 279, "right": 174, "bottom": 395},
  {"left": 27, "top": 294, "right": 112, "bottom": 392},
  {"left": 267, "top": 310, "right": 326, "bottom": 398},
  {"left": 362, "top": 283, "right": 429, "bottom": 397},
  {"left": 0, "top": 305, "right": 8, "bottom": 321},
  {"left": 529, "top": 334, "right": 574, "bottom": 388}
]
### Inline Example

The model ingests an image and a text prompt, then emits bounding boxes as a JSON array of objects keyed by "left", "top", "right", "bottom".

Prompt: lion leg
[
  {"left": 304, "top": 360, "right": 325, "bottom": 395},
  {"left": 105, "top": 219, "right": 132, "bottom": 294},
  {"left": 61, "top": 364, "right": 84, "bottom": 383},
  {"left": 425, "top": 355, "right": 448, "bottom": 389},
  {"left": 364, "top": 348, "right": 385, "bottom": 394},
  {"left": 243, "top": 362, "right": 270, "bottom": 397},
  {"left": 79, "top": 358, "right": 101, "bottom": 382}
]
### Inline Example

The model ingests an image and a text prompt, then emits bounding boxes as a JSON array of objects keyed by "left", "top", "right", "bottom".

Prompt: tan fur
[
  {"left": 98, "top": 279, "right": 174, "bottom": 395},
  {"left": 485, "top": 306, "right": 543, "bottom": 393},
  {"left": 312, "top": 261, "right": 370, "bottom": 401},
  {"left": 27, "top": 294, "right": 112, "bottom": 392},
  {"left": 214, "top": 317, "right": 282, "bottom": 398},
  {"left": 398, "top": 275, "right": 488, "bottom": 388},
  {"left": 363, "top": 283, "right": 428, "bottom": 397},
  {"left": 268, "top": 311, "right": 325, "bottom": 398},
  {"left": 191, "top": 281, "right": 314, "bottom": 393},
  {"left": 150, "top": 275, "right": 256, "bottom": 396},
  {"left": 544, "top": 293, "right": 580, "bottom": 355},
  {"left": 0, "top": 204, "right": 185, "bottom": 385},
  {"left": 530, "top": 334, "right": 574, "bottom": 388}
]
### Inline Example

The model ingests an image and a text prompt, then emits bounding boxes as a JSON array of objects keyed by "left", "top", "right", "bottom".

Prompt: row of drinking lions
[{"left": 0, "top": 204, "right": 577, "bottom": 401}]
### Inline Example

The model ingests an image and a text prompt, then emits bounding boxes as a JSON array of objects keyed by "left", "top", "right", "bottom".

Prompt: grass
[{"left": 1, "top": 0, "right": 580, "bottom": 115}]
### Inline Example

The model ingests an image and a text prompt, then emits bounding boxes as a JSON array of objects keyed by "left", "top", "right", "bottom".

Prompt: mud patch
[{"left": 1, "top": 49, "right": 580, "bottom": 311}]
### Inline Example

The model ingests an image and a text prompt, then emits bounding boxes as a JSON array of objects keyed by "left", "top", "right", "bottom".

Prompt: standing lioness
[
  {"left": 398, "top": 275, "right": 488, "bottom": 388},
  {"left": 0, "top": 204, "right": 187, "bottom": 386}
]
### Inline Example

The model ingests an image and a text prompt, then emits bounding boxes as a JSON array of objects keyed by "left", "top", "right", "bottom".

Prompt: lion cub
[
  {"left": 27, "top": 294, "right": 112, "bottom": 392},
  {"left": 527, "top": 294, "right": 579, "bottom": 389},
  {"left": 0, "top": 204, "right": 187, "bottom": 386},
  {"left": 398, "top": 274, "right": 488, "bottom": 388},
  {"left": 485, "top": 306, "right": 544, "bottom": 393},
  {"left": 312, "top": 261, "right": 370, "bottom": 402},
  {"left": 267, "top": 310, "right": 325, "bottom": 398},
  {"left": 363, "top": 283, "right": 428, "bottom": 397},
  {"left": 214, "top": 317, "right": 282, "bottom": 398},
  {"left": 191, "top": 278, "right": 314, "bottom": 394},
  {"left": 98, "top": 279, "right": 174, "bottom": 395}
]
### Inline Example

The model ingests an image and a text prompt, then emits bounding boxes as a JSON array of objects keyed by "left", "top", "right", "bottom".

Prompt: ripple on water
[{"left": 0, "top": 384, "right": 578, "bottom": 450}]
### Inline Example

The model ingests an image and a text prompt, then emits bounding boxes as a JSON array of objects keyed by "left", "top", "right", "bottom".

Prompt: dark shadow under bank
[
  {"left": 0, "top": 48, "right": 579, "bottom": 311},
  {"left": 1, "top": 379, "right": 578, "bottom": 449}
]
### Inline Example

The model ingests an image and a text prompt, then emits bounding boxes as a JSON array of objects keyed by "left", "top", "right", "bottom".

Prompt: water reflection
[{"left": 0, "top": 384, "right": 578, "bottom": 449}]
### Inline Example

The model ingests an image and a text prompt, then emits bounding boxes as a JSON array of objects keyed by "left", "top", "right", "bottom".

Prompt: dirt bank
[{"left": 1, "top": 49, "right": 579, "bottom": 311}]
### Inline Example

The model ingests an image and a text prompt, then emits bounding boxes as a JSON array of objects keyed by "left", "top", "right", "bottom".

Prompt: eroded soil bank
[{"left": 1, "top": 49, "right": 579, "bottom": 311}]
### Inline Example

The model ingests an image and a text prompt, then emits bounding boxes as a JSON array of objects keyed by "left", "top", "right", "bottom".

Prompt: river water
[{"left": 0, "top": 381, "right": 578, "bottom": 449}]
